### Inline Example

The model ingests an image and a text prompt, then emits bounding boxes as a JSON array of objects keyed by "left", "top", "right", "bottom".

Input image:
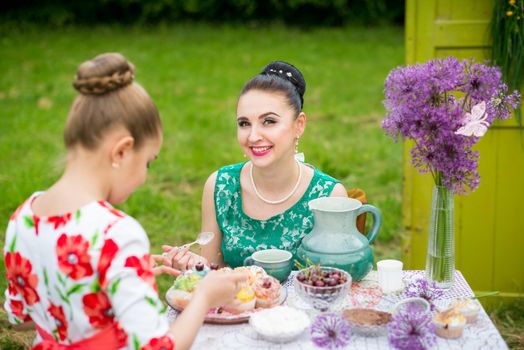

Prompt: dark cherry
[
  {"left": 326, "top": 278, "right": 338, "bottom": 287},
  {"left": 297, "top": 274, "right": 306, "bottom": 282},
  {"left": 331, "top": 273, "right": 341, "bottom": 280},
  {"left": 262, "top": 278, "right": 272, "bottom": 288},
  {"left": 314, "top": 280, "right": 325, "bottom": 287},
  {"left": 210, "top": 263, "right": 219, "bottom": 270},
  {"left": 195, "top": 262, "right": 205, "bottom": 271}
]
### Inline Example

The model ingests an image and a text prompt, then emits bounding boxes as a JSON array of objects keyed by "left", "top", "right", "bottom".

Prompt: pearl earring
[
  {"left": 294, "top": 136, "right": 305, "bottom": 162},
  {"left": 112, "top": 162, "right": 120, "bottom": 169}
]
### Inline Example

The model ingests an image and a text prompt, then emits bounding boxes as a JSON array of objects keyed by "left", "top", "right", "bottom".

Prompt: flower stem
[{"left": 426, "top": 174, "right": 455, "bottom": 288}]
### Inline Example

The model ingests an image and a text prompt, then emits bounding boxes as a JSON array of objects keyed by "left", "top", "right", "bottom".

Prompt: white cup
[{"left": 377, "top": 259, "right": 403, "bottom": 293}]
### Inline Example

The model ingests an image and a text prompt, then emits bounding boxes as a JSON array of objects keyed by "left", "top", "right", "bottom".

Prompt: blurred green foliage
[{"left": 0, "top": 0, "right": 404, "bottom": 27}]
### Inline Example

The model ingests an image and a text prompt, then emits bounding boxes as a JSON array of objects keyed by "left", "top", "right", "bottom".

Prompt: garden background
[{"left": 0, "top": 0, "right": 522, "bottom": 349}]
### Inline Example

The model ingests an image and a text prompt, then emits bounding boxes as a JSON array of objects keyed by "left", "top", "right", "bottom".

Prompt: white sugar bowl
[{"left": 249, "top": 306, "right": 310, "bottom": 343}]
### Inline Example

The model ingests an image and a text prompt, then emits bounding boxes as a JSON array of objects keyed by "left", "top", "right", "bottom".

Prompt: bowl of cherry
[{"left": 294, "top": 266, "right": 351, "bottom": 311}]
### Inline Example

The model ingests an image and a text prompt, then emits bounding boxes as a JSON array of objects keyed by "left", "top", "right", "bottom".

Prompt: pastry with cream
[
  {"left": 169, "top": 271, "right": 201, "bottom": 309},
  {"left": 235, "top": 265, "right": 267, "bottom": 285},
  {"left": 254, "top": 276, "right": 281, "bottom": 308},
  {"left": 449, "top": 298, "right": 480, "bottom": 323},
  {"left": 433, "top": 308, "right": 466, "bottom": 339}
]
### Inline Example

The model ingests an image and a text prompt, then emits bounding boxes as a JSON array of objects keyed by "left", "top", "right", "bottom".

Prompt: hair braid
[{"left": 73, "top": 69, "right": 134, "bottom": 95}]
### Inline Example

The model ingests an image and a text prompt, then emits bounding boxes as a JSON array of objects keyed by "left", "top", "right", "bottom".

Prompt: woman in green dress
[{"left": 168, "top": 61, "right": 347, "bottom": 269}]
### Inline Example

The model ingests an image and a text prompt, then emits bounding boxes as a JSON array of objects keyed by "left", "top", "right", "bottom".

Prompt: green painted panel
[
  {"left": 436, "top": 0, "right": 493, "bottom": 20},
  {"left": 435, "top": 48, "right": 490, "bottom": 60},
  {"left": 434, "top": 21, "right": 492, "bottom": 47},
  {"left": 455, "top": 132, "right": 498, "bottom": 291},
  {"left": 493, "top": 130, "right": 524, "bottom": 293},
  {"left": 410, "top": 0, "right": 438, "bottom": 62}
]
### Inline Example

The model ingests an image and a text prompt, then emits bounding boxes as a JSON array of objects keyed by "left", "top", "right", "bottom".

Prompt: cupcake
[
  {"left": 433, "top": 308, "right": 466, "bottom": 339},
  {"left": 235, "top": 266, "right": 266, "bottom": 285},
  {"left": 223, "top": 286, "right": 256, "bottom": 314},
  {"left": 254, "top": 276, "right": 281, "bottom": 308},
  {"left": 169, "top": 271, "right": 201, "bottom": 309},
  {"left": 449, "top": 298, "right": 480, "bottom": 323}
]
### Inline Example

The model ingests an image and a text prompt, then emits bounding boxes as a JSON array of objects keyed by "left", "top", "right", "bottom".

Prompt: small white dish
[
  {"left": 393, "top": 297, "right": 431, "bottom": 313},
  {"left": 249, "top": 306, "right": 310, "bottom": 343}
]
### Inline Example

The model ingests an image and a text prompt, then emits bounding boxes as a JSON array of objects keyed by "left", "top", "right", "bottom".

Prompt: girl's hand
[
  {"left": 194, "top": 270, "right": 248, "bottom": 308},
  {"left": 162, "top": 245, "right": 209, "bottom": 271},
  {"left": 150, "top": 254, "right": 181, "bottom": 277}
]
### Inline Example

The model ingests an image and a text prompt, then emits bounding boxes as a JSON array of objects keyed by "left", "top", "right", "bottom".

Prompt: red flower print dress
[{"left": 3, "top": 192, "right": 174, "bottom": 349}]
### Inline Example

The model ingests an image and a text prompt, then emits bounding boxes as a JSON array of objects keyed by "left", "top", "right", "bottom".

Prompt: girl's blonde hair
[{"left": 65, "top": 53, "right": 161, "bottom": 150}]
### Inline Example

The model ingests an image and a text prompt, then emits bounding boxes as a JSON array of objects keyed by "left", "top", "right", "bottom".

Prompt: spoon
[{"left": 182, "top": 231, "right": 215, "bottom": 249}]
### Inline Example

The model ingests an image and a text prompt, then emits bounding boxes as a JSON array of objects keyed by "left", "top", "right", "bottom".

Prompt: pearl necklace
[{"left": 249, "top": 159, "right": 302, "bottom": 205}]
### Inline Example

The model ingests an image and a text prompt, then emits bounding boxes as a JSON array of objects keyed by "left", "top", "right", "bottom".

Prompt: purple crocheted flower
[
  {"left": 403, "top": 278, "right": 444, "bottom": 311},
  {"left": 382, "top": 57, "right": 521, "bottom": 194},
  {"left": 388, "top": 303, "right": 436, "bottom": 350},
  {"left": 310, "top": 313, "right": 351, "bottom": 349}
]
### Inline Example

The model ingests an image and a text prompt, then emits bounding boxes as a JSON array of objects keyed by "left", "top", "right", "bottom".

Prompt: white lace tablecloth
[{"left": 166, "top": 270, "right": 508, "bottom": 349}]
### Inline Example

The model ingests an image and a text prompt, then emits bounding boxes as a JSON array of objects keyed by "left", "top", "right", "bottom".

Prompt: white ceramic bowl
[{"left": 249, "top": 306, "right": 310, "bottom": 343}]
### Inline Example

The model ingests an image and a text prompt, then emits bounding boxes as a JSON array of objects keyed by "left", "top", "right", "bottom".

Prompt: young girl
[
  {"left": 3, "top": 53, "right": 247, "bottom": 350},
  {"left": 166, "top": 61, "right": 348, "bottom": 270}
]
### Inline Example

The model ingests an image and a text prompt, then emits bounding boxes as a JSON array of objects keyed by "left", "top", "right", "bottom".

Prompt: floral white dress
[{"left": 3, "top": 192, "right": 174, "bottom": 350}]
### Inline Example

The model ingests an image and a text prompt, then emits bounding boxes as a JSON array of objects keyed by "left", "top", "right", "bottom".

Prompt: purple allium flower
[
  {"left": 382, "top": 57, "right": 521, "bottom": 194},
  {"left": 403, "top": 278, "right": 444, "bottom": 311},
  {"left": 310, "top": 313, "right": 351, "bottom": 349},
  {"left": 388, "top": 303, "right": 436, "bottom": 350}
]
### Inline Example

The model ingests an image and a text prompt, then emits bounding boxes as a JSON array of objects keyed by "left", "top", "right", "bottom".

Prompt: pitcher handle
[
  {"left": 356, "top": 204, "right": 382, "bottom": 244},
  {"left": 243, "top": 256, "right": 255, "bottom": 266}
]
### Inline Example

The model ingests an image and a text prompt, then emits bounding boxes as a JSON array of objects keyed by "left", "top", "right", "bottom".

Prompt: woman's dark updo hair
[{"left": 240, "top": 61, "right": 306, "bottom": 116}]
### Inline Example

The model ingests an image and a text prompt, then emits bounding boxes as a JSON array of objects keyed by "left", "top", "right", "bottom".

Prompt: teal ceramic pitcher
[{"left": 296, "top": 197, "right": 382, "bottom": 281}]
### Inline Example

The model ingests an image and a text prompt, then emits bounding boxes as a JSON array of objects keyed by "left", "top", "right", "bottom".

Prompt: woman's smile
[{"left": 250, "top": 145, "right": 273, "bottom": 156}]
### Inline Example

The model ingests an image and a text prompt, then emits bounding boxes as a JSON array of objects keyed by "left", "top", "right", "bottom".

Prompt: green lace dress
[{"left": 214, "top": 162, "right": 340, "bottom": 268}]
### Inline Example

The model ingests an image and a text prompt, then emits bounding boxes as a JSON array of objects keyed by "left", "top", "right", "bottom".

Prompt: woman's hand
[
  {"left": 162, "top": 245, "right": 209, "bottom": 271},
  {"left": 150, "top": 254, "right": 181, "bottom": 277}
]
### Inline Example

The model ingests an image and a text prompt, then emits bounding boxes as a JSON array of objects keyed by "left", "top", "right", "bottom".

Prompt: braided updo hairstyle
[
  {"left": 240, "top": 61, "right": 306, "bottom": 116},
  {"left": 64, "top": 53, "right": 161, "bottom": 150}
]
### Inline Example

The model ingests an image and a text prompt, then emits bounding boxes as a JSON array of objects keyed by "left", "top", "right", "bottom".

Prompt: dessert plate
[{"left": 165, "top": 287, "right": 287, "bottom": 324}]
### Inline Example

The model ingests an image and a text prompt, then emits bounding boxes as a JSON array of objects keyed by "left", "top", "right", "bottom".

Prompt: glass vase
[{"left": 425, "top": 185, "right": 455, "bottom": 289}]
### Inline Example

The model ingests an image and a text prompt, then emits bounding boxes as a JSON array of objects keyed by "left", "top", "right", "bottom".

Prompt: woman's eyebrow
[{"left": 237, "top": 112, "right": 281, "bottom": 120}]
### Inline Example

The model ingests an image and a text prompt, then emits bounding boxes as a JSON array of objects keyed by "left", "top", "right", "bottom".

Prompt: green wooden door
[{"left": 404, "top": 0, "right": 524, "bottom": 301}]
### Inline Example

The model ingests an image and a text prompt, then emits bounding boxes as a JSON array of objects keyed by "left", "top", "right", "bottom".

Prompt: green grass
[
  {"left": 1, "top": 23, "right": 520, "bottom": 349},
  {"left": 489, "top": 299, "right": 524, "bottom": 350}
]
